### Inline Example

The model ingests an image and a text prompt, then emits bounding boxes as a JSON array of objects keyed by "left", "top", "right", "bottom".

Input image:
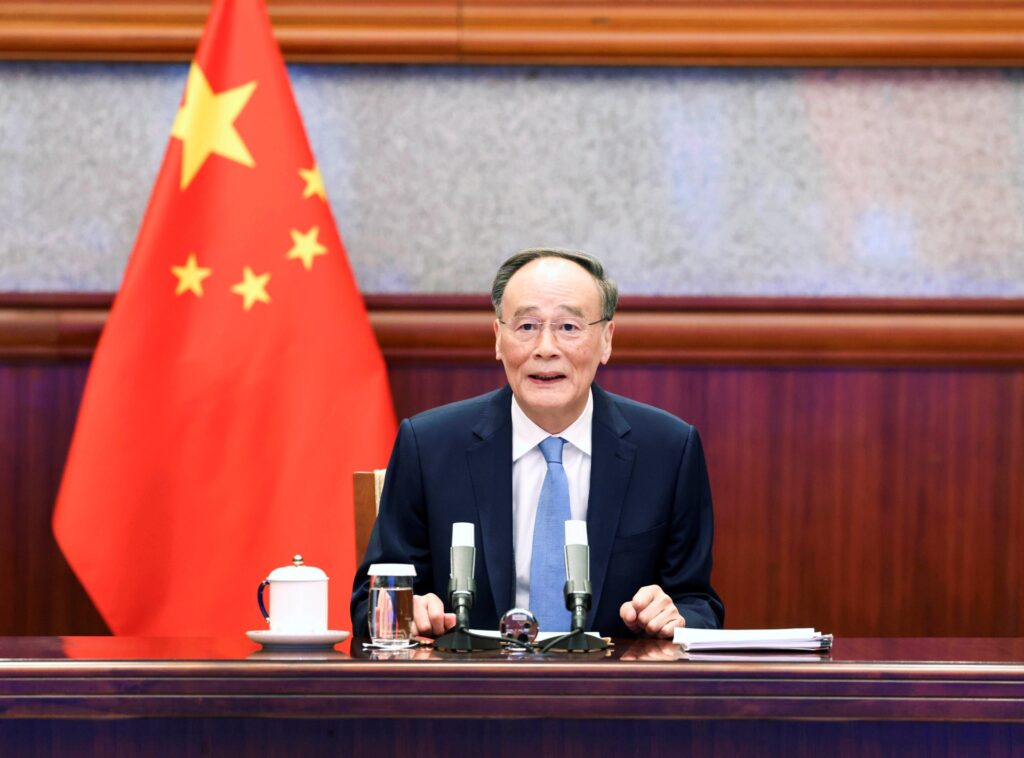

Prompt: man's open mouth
[{"left": 529, "top": 373, "right": 566, "bottom": 383}]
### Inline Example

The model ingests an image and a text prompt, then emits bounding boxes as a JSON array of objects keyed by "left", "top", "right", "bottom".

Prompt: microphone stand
[
  {"left": 433, "top": 568, "right": 501, "bottom": 653},
  {"left": 545, "top": 538, "right": 609, "bottom": 653},
  {"left": 543, "top": 583, "right": 608, "bottom": 652}
]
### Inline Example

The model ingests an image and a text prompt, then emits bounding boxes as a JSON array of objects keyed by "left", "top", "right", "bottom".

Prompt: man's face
[{"left": 493, "top": 257, "right": 614, "bottom": 433}]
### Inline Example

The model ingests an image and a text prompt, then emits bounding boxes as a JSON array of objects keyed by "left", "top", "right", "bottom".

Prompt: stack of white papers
[{"left": 673, "top": 627, "right": 833, "bottom": 652}]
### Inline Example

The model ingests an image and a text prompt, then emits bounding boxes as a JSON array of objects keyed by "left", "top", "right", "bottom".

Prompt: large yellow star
[
  {"left": 170, "top": 253, "right": 213, "bottom": 297},
  {"left": 230, "top": 267, "right": 271, "bottom": 311},
  {"left": 286, "top": 226, "right": 328, "bottom": 271},
  {"left": 171, "top": 62, "right": 257, "bottom": 190},
  {"left": 298, "top": 164, "right": 327, "bottom": 201}
]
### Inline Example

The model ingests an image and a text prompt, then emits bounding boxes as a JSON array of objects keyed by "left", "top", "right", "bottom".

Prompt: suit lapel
[
  {"left": 587, "top": 385, "right": 636, "bottom": 627},
  {"left": 466, "top": 386, "right": 515, "bottom": 616}
]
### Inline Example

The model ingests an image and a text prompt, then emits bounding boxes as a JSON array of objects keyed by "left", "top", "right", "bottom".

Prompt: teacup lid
[
  {"left": 267, "top": 555, "right": 328, "bottom": 582},
  {"left": 368, "top": 563, "right": 416, "bottom": 577}
]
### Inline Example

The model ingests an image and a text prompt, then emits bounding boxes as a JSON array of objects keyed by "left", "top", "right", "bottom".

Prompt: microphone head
[
  {"left": 452, "top": 522, "right": 475, "bottom": 548},
  {"left": 563, "top": 520, "right": 591, "bottom": 609},
  {"left": 448, "top": 524, "right": 477, "bottom": 617},
  {"left": 565, "top": 519, "right": 588, "bottom": 546}
]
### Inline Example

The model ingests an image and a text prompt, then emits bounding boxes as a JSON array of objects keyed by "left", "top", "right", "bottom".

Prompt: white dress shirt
[{"left": 511, "top": 390, "right": 593, "bottom": 611}]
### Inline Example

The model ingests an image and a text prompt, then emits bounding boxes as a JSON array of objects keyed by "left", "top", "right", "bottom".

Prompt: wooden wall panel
[
  {"left": 4, "top": 1, "right": 1024, "bottom": 66},
  {"left": 0, "top": 361, "right": 109, "bottom": 634},
  {"left": 1, "top": 294, "right": 1023, "bottom": 637},
  {"left": 7, "top": 295, "right": 1024, "bottom": 365},
  {"left": 385, "top": 362, "right": 1024, "bottom": 637},
  {"left": 0, "top": 1, "right": 460, "bottom": 63},
  {"left": 7, "top": 717, "right": 1024, "bottom": 756},
  {"left": 460, "top": 1, "right": 1024, "bottom": 67},
  {"left": 602, "top": 367, "right": 1024, "bottom": 635}
]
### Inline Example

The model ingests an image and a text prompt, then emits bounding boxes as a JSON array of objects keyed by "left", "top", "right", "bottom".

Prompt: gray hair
[{"left": 491, "top": 247, "right": 619, "bottom": 321}]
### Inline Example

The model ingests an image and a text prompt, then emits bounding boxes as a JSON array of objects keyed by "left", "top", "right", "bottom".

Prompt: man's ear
[
  {"left": 600, "top": 320, "right": 615, "bottom": 365},
  {"left": 493, "top": 319, "right": 502, "bottom": 361}
]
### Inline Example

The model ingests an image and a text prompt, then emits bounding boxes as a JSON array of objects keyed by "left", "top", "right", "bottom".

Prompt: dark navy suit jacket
[{"left": 351, "top": 384, "right": 724, "bottom": 637}]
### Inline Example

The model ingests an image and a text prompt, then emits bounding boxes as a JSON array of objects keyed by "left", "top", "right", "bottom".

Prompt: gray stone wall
[{"left": 2, "top": 62, "right": 1023, "bottom": 296}]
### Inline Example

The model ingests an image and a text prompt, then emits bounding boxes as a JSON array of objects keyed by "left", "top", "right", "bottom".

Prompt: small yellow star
[
  {"left": 171, "top": 62, "right": 257, "bottom": 190},
  {"left": 298, "top": 164, "right": 327, "bottom": 201},
  {"left": 286, "top": 226, "right": 328, "bottom": 271},
  {"left": 230, "top": 267, "right": 271, "bottom": 311},
  {"left": 170, "top": 253, "right": 213, "bottom": 297}
]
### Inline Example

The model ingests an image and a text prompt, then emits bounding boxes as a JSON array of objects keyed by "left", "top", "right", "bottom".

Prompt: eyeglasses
[{"left": 498, "top": 317, "right": 608, "bottom": 344}]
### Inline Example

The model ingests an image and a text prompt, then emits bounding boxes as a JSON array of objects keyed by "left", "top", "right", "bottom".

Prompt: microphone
[
  {"left": 434, "top": 522, "right": 500, "bottom": 652},
  {"left": 448, "top": 522, "right": 476, "bottom": 629},
  {"left": 562, "top": 520, "right": 591, "bottom": 632},
  {"left": 543, "top": 520, "right": 606, "bottom": 652}
]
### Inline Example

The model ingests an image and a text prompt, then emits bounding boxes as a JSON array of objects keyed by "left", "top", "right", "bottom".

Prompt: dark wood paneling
[
  {"left": 6, "top": 638, "right": 1024, "bottom": 757},
  {"left": 6, "top": 628, "right": 1024, "bottom": 757},
  {"left": 601, "top": 367, "right": 1024, "bottom": 635},
  {"left": 3, "top": 719, "right": 1024, "bottom": 758},
  {"left": 5, "top": 636, "right": 1024, "bottom": 718},
  {"left": 4, "top": 1, "right": 1024, "bottom": 65},
  {"left": 1, "top": 294, "right": 1022, "bottom": 637},
  {"left": 0, "top": 361, "right": 109, "bottom": 634}
]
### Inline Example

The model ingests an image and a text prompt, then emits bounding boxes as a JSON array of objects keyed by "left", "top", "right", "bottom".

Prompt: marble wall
[{"left": 2, "top": 62, "right": 1023, "bottom": 296}]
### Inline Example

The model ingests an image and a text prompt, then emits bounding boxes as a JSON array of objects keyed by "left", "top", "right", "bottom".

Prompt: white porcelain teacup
[{"left": 257, "top": 555, "right": 328, "bottom": 634}]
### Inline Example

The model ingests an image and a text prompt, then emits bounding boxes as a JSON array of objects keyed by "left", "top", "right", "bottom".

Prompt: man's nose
[{"left": 533, "top": 323, "right": 561, "bottom": 355}]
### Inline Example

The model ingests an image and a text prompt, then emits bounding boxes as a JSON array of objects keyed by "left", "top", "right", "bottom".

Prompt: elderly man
[{"left": 351, "top": 248, "right": 723, "bottom": 638}]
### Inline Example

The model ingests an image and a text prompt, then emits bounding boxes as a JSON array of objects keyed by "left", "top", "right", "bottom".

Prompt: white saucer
[{"left": 246, "top": 629, "right": 349, "bottom": 649}]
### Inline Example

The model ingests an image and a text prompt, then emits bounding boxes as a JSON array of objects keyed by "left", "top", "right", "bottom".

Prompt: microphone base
[
  {"left": 434, "top": 627, "right": 503, "bottom": 653},
  {"left": 546, "top": 629, "right": 609, "bottom": 653}
]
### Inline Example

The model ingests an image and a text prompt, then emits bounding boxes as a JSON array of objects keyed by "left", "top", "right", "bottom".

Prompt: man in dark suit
[{"left": 351, "top": 248, "right": 723, "bottom": 638}]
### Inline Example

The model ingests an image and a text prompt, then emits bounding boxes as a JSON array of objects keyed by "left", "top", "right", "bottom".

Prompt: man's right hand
[{"left": 412, "top": 593, "right": 457, "bottom": 637}]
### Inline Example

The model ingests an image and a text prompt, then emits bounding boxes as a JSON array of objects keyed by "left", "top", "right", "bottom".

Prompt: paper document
[
  {"left": 674, "top": 627, "right": 833, "bottom": 652},
  {"left": 679, "top": 651, "right": 831, "bottom": 663}
]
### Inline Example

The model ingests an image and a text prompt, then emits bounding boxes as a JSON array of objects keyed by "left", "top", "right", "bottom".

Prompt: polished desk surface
[{"left": 2, "top": 636, "right": 1024, "bottom": 721}]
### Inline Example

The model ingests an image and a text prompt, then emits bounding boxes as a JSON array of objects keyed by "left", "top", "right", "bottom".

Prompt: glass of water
[{"left": 367, "top": 563, "right": 417, "bottom": 648}]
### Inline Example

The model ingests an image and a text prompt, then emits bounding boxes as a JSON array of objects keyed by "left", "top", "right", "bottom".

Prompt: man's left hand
[{"left": 619, "top": 585, "right": 686, "bottom": 638}]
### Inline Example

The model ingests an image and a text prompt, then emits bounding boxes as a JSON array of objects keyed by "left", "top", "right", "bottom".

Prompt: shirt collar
[{"left": 511, "top": 389, "right": 593, "bottom": 461}]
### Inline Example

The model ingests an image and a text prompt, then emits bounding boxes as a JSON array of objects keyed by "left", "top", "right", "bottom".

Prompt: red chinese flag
[{"left": 52, "top": 0, "right": 395, "bottom": 636}]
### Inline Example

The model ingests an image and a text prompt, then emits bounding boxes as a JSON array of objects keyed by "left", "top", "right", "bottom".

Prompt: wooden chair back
[{"left": 353, "top": 470, "right": 385, "bottom": 562}]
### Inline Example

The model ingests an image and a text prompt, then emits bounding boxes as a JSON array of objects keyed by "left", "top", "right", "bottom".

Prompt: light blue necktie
[{"left": 529, "top": 436, "right": 572, "bottom": 632}]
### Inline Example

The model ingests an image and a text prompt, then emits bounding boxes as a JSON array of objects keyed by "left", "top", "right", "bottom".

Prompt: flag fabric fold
[{"left": 53, "top": 0, "right": 395, "bottom": 636}]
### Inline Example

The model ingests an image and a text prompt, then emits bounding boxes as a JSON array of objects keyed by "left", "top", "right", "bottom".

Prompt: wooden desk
[{"left": 2, "top": 637, "right": 1024, "bottom": 755}]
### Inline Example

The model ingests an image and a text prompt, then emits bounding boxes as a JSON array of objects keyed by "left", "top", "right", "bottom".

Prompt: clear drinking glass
[{"left": 367, "top": 563, "right": 416, "bottom": 648}]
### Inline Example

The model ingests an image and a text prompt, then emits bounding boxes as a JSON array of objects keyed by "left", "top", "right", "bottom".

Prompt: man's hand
[
  {"left": 412, "top": 593, "right": 457, "bottom": 637},
  {"left": 619, "top": 585, "right": 686, "bottom": 638}
]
